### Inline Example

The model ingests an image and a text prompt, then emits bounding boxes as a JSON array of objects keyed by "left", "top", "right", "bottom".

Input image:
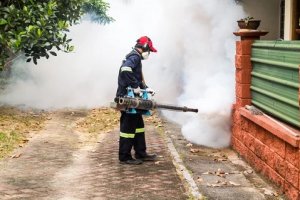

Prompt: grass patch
[
  {"left": 0, "top": 131, "right": 24, "bottom": 159},
  {"left": 0, "top": 106, "right": 48, "bottom": 159},
  {"left": 76, "top": 108, "right": 120, "bottom": 134}
]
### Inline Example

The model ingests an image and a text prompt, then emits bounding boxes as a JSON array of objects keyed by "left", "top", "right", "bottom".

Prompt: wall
[
  {"left": 231, "top": 35, "right": 300, "bottom": 200},
  {"left": 241, "top": 0, "right": 281, "bottom": 40},
  {"left": 232, "top": 106, "right": 300, "bottom": 200}
]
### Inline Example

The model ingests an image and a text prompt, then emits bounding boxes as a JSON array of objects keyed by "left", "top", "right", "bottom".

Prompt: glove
[
  {"left": 133, "top": 87, "right": 141, "bottom": 94},
  {"left": 146, "top": 87, "right": 155, "bottom": 96}
]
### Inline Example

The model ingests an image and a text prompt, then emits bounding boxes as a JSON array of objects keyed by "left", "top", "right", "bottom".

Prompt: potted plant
[{"left": 237, "top": 16, "right": 261, "bottom": 30}]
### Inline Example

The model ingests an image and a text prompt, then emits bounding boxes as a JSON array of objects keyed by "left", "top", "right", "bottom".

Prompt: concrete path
[
  {"left": 0, "top": 109, "right": 285, "bottom": 200},
  {"left": 162, "top": 119, "right": 286, "bottom": 200}
]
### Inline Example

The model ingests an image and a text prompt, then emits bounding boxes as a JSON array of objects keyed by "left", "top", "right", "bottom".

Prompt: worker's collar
[{"left": 134, "top": 47, "right": 143, "bottom": 55}]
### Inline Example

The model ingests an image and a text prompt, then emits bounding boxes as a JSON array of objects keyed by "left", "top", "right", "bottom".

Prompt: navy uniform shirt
[{"left": 116, "top": 49, "right": 147, "bottom": 97}]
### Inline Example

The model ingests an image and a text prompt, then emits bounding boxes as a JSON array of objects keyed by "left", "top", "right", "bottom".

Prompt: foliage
[
  {"left": 240, "top": 16, "right": 254, "bottom": 25},
  {"left": 0, "top": 0, "right": 113, "bottom": 70}
]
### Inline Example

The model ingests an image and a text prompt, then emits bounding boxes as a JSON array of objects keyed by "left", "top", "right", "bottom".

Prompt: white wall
[{"left": 241, "top": 0, "right": 281, "bottom": 40}]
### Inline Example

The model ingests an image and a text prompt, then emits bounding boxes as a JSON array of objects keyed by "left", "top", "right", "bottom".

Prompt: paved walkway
[
  {"left": 0, "top": 110, "right": 187, "bottom": 200},
  {"left": 0, "top": 110, "right": 285, "bottom": 200},
  {"left": 162, "top": 120, "right": 286, "bottom": 200}
]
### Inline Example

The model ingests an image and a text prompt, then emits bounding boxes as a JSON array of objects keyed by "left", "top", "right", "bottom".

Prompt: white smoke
[{"left": 0, "top": 0, "right": 245, "bottom": 147}]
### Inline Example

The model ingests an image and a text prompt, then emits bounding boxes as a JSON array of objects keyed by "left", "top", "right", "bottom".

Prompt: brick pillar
[
  {"left": 233, "top": 31, "right": 268, "bottom": 108},
  {"left": 235, "top": 39, "right": 253, "bottom": 108}
]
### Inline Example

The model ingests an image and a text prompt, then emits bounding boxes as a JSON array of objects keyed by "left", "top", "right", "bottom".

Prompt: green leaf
[
  {"left": 9, "top": 5, "right": 15, "bottom": 10},
  {"left": 15, "top": 38, "right": 21, "bottom": 48},
  {"left": 68, "top": 46, "right": 74, "bottom": 52},
  {"left": 37, "top": 29, "right": 42, "bottom": 37},
  {"left": 26, "top": 58, "right": 31, "bottom": 62},
  {"left": 0, "top": 34, "right": 4, "bottom": 42},
  {"left": 19, "top": 31, "right": 26, "bottom": 37},
  {"left": 33, "top": 57, "right": 37, "bottom": 65},
  {"left": 58, "top": 20, "right": 64, "bottom": 29},
  {"left": 0, "top": 19, "right": 7, "bottom": 25},
  {"left": 23, "top": 6, "right": 28, "bottom": 12},
  {"left": 27, "top": 25, "right": 35, "bottom": 32},
  {"left": 45, "top": 46, "right": 52, "bottom": 50},
  {"left": 49, "top": 51, "right": 57, "bottom": 56}
]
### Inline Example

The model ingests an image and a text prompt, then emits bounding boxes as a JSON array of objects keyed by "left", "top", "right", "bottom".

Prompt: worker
[{"left": 116, "top": 36, "right": 157, "bottom": 165}]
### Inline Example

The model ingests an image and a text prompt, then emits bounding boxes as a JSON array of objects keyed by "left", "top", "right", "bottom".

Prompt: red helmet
[{"left": 136, "top": 36, "right": 157, "bottom": 52}]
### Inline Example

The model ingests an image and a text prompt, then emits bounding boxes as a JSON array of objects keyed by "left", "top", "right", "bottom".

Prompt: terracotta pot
[{"left": 237, "top": 20, "right": 261, "bottom": 30}]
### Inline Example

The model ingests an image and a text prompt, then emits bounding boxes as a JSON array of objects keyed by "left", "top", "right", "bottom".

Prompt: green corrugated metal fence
[{"left": 251, "top": 40, "right": 300, "bottom": 128}]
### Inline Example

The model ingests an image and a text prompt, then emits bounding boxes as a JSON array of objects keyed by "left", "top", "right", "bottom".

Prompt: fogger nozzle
[{"left": 114, "top": 97, "right": 198, "bottom": 113}]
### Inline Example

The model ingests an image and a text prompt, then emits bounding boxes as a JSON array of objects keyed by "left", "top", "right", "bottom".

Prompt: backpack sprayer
[{"left": 110, "top": 87, "right": 198, "bottom": 115}]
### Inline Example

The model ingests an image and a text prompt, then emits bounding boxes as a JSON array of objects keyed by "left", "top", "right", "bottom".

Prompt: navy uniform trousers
[{"left": 119, "top": 111, "right": 147, "bottom": 161}]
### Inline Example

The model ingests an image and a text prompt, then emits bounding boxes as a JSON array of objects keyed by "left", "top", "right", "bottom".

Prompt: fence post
[{"left": 233, "top": 31, "right": 268, "bottom": 108}]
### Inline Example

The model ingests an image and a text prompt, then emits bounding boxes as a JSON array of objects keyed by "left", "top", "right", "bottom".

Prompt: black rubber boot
[
  {"left": 135, "top": 154, "right": 157, "bottom": 161},
  {"left": 133, "top": 132, "right": 147, "bottom": 156},
  {"left": 119, "top": 137, "right": 134, "bottom": 161},
  {"left": 120, "top": 159, "right": 143, "bottom": 165}
]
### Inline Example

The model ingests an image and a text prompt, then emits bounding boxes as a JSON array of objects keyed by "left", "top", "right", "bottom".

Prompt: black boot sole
[
  {"left": 136, "top": 155, "right": 157, "bottom": 161},
  {"left": 119, "top": 159, "right": 143, "bottom": 165}
]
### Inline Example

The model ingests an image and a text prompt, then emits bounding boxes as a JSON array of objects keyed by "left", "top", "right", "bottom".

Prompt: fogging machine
[{"left": 110, "top": 87, "right": 198, "bottom": 115}]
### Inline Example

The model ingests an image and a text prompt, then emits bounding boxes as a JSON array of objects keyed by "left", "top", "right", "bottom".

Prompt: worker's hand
[
  {"left": 133, "top": 87, "right": 141, "bottom": 94},
  {"left": 146, "top": 87, "right": 155, "bottom": 96}
]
